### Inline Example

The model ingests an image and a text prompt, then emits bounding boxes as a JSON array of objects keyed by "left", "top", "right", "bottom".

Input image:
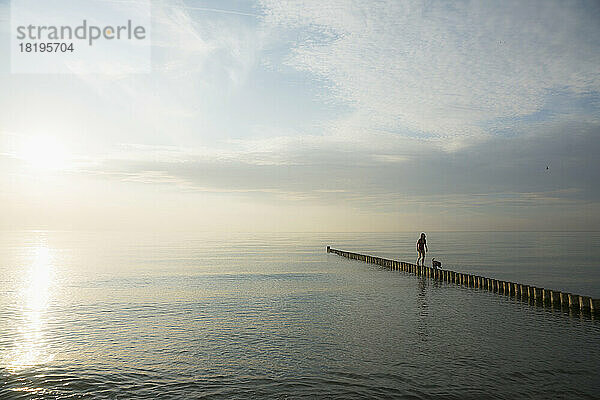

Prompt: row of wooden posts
[{"left": 327, "top": 246, "right": 600, "bottom": 315}]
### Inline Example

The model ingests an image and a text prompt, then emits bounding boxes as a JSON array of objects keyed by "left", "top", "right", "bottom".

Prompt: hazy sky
[{"left": 1, "top": 0, "right": 599, "bottom": 232}]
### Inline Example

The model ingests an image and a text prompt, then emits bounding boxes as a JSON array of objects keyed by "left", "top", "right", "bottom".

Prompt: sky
[{"left": 0, "top": 0, "right": 599, "bottom": 232}]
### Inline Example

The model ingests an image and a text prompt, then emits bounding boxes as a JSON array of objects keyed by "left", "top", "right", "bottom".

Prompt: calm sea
[{"left": 1, "top": 231, "right": 599, "bottom": 399}]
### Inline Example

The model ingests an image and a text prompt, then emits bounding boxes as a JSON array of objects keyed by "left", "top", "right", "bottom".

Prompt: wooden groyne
[{"left": 326, "top": 246, "right": 600, "bottom": 316}]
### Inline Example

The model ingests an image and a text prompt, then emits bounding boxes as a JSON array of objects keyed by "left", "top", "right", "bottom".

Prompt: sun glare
[
  {"left": 18, "top": 136, "right": 69, "bottom": 170},
  {"left": 5, "top": 244, "right": 56, "bottom": 371}
]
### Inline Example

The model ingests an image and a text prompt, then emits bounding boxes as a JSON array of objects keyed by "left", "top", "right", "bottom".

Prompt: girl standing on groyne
[{"left": 416, "top": 233, "right": 428, "bottom": 267}]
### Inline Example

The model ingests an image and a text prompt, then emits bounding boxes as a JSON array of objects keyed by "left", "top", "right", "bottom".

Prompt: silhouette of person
[{"left": 416, "top": 233, "right": 428, "bottom": 267}]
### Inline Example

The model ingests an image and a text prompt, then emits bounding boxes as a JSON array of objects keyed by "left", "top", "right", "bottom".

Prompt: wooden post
[
  {"left": 568, "top": 293, "right": 579, "bottom": 309},
  {"left": 559, "top": 292, "right": 568, "bottom": 307},
  {"left": 579, "top": 296, "right": 590, "bottom": 312},
  {"left": 550, "top": 291, "right": 560, "bottom": 307},
  {"left": 531, "top": 286, "right": 539, "bottom": 301}
]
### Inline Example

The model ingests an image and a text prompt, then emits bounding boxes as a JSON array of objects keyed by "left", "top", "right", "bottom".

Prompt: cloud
[
  {"left": 2, "top": 0, "right": 599, "bottom": 231},
  {"left": 78, "top": 119, "right": 600, "bottom": 216},
  {"left": 259, "top": 0, "right": 600, "bottom": 147},
  {"left": 54, "top": 0, "right": 269, "bottom": 142}
]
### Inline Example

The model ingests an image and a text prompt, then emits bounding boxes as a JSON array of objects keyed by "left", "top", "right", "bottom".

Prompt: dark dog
[{"left": 432, "top": 258, "right": 442, "bottom": 269}]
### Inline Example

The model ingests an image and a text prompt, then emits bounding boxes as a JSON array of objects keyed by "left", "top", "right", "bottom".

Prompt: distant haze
[{"left": 1, "top": 0, "right": 599, "bottom": 232}]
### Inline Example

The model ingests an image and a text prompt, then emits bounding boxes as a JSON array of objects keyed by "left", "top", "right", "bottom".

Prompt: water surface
[{"left": 1, "top": 231, "right": 599, "bottom": 399}]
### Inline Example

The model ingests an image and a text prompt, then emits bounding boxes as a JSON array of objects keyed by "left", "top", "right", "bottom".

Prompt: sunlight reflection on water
[{"left": 6, "top": 243, "right": 55, "bottom": 371}]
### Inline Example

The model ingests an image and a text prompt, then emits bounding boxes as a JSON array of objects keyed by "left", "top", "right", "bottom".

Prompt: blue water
[{"left": 1, "top": 231, "right": 599, "bottom": 399}]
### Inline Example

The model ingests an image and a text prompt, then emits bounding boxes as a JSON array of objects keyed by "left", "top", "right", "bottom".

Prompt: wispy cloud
[{"left": 260, "top": 0, "right": 600, "bottom": 148}]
